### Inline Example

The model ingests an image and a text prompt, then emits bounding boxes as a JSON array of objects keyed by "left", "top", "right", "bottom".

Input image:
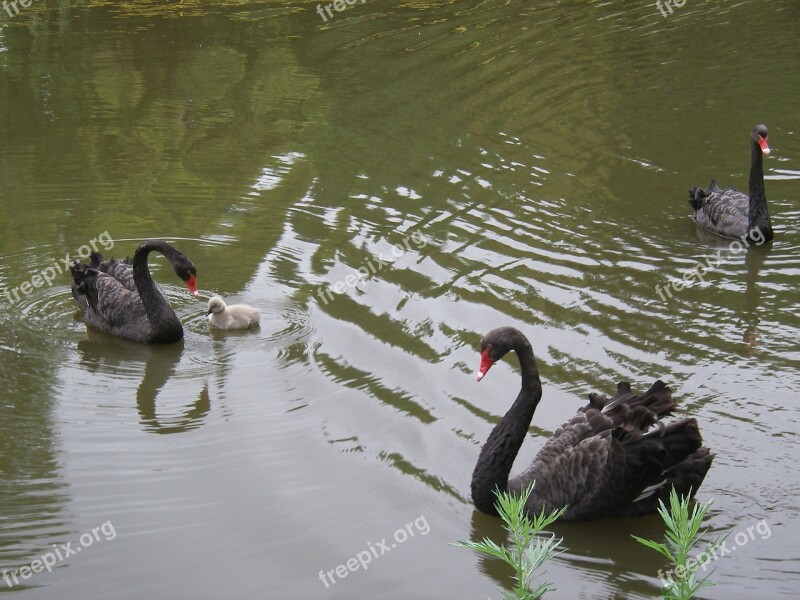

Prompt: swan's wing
[
  {"left": 513, "top": 416, "right": 683, "bottom": 520},
  {"left": 690, "top": 183, "right": 750, "bottom": 237},
  {"left": 699, "top": 188, "right": 749, "bottom": 224},
  {"left": 510, "top": 413, "right": 613, "bottom": 513},
  {"left": 511, "top": 381, "right": 683, "bottom": 519},
  {"left": 94, "top": 254, "right": 168, "bottom": 300},
  {"left": 73, "top": 268, "right": 147, "bottom": 328},
  {"left": 96, "top": 255, "right": 137, "bottom": 293}
]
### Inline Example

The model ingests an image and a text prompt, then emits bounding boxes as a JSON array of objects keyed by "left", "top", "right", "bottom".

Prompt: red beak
[
  {"left": 476, "top": 348, "right": 494, "bottom": 382},
  {"left": 758, "top": 135, "right": 770, "bottom": 155},
  {"left": 186, "top": 273, "right": 198, "bottom": 297}
]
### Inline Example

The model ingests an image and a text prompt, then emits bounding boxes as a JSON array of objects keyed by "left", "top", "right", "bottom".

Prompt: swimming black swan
[
  {"left": 471, "top": 327, "right": 713, "bottom": 521},
  {"left": 206, "top": 296, "right": 261, "bottom": 330},
  {"left": 688, "top": 124, "right": 772, "bottom": 242},
  {"left": 70, "top": 240, "right": 198, "bottom": 344}
]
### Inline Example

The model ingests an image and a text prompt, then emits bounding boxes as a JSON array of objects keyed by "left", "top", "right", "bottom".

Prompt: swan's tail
[
  {"left": 69, "top": 252, "right": 103, "bottom": 277},
  {"left": 688, "top": 180, "right": 721, "bottom": 210},
  {"left": 589, "top": 380, "right": 676, "bottom": 440},
  {"left": 69, "top": 258, "right": 101, "bottom": 314},
  {"left": 69, "top": 258, "right": 94, "bottom": 283},
  {"left": 587, "top": 383, "right": 714, "bottom": 517},
  {"left": 641, "top": 417, "right": 705, "bottom": 465},
  {"left": 615, "top": 419, "right": 714, "bottom": 518}
]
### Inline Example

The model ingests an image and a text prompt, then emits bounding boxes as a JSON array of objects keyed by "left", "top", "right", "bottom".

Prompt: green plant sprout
[
  {"left": 456, "top": 483, "right": 566, "bottom": 599},
  {"left": 632, "top": 487, "right": 728, "bottom": 600}
]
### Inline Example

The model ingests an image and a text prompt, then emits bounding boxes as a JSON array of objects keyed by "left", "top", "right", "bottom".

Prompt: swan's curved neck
[
  {"left": 132, "top": 241, "right": 183, "bottom": 343},
  {"left": 471, "top": 334, "right": 542, "bottom": 515},
  {"left": 748, "top": 138, "right": 772, "bottom": 240}
]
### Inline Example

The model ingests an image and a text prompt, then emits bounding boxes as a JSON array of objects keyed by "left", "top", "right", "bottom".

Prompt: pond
[{"left": 0, "top": 1, "right": 798, "bottom": 598}]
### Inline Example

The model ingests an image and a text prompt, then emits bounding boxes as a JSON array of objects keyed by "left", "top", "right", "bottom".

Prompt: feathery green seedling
[
  {"left": 632, "top": 487, "right": 727, "bottom": 600},
  {"left": 456, "top": 483, "right": 566, "bottom": 599}
]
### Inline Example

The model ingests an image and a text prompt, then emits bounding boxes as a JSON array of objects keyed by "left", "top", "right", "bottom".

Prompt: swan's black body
[
  {"left": 471, "top": 327, "right": 713, "bottom": 522},
  {"left": 689, "top": 124, "right": 772, "bottom": 242},
  {"left": 70, "top": 240, "right": 198, "bottom": 344}
]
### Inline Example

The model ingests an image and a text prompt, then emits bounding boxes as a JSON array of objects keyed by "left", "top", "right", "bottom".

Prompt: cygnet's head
[{"left": 207, "top": 296, "right": 227, "bottom": 315}]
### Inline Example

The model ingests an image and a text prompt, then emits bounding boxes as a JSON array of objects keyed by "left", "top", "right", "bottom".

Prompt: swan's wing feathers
[
  {"left": 515, "top": 380, "right": 698, "bottom": 520},
  {"left": 704, "top": 188, "right": 749, "bottom": 221},
  {"left": 517, "top": 434, "right": 613, "bottom": 517},
  {"left": 599, "top": 382, "right": 636, "bottom": 413},
  {"left": 95, "top": 256, "right": 136, "bottom": 292},
  {"left": 91, "top": 272, "right": 146, "bottom": 326},
  {"left": 95, "top": 256, "right": 169, "bottom": 301},
  {"left": 602, "top": 380, "right": 675, "bottom": 419},
  {"left": 532, "top": 417, "right": 702, "bottom": 520},
  {"left": 71, "top": 264, "right": 146, "bottom": 327},
  {"left": 690, "top": 182, "right": 749, "bottom": 237},
  {"left": 611, "top": 419, "right": 712, "bottom": 518},
  {"left": 587, "top": 392, "right": 606, "bottom": 410},
  {"left": 528, "top": 409, "right": 614, "bottom": 475}
]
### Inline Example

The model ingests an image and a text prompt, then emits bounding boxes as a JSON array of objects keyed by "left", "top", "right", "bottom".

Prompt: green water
[{"left": 1, "top": 1, "right": 798, "bottom": 598}]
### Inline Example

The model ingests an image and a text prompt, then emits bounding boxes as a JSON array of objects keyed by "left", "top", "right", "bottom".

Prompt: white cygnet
[{"left": 207, "top": 296, "right": 261, "bottom": 330}]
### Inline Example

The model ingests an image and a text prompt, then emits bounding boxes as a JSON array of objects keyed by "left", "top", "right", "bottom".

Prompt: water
[{"left": 1, "top": 1, "right": 799, "bottom": 598}]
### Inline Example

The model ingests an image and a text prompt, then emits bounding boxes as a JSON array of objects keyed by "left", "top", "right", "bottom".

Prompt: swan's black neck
[
  {"left": 132, "top": 241, "right": 183, "bottom": 344},
  {"left": 748, "top": 137, "right": 772, "bottom": 242},
  {"left": 471, "top": 332, "right": 542, "bottom": 515}
]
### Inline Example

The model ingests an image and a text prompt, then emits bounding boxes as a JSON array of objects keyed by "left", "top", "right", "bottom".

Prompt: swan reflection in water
[
  {"left": 76, "top": 331, "right": 210, "bottom": 434},
  {"left": 738, "top": 245, "right": 770, "bottom": 356}
]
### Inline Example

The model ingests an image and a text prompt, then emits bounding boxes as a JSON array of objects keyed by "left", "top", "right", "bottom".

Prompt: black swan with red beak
[
  {"left": 470, "top": 327, "right": 713, "bottom": 521},
  {"left": 689, "top": 124, "right": 773, "bottom": 242},
  {"left": 70, "top": 240, "right": 198, "bottom": 344}
]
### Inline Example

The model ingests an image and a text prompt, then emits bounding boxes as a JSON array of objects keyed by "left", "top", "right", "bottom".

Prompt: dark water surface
[{"left": 1, "top": 1, "right": 798, "bottom": 598}]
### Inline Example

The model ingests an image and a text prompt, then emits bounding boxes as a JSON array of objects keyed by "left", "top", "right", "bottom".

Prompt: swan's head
[
  {"left": 753, "top": 124, "right": 770, "bottom": 155},
  {"left": 172, "top": 254, "right": 198, "bottom": 296},
  {"left": 207, "top": 296, "right": 227, "bottom": 316},
  {"left": 476, "top": 327, "right": 522, "bottom": 382}
]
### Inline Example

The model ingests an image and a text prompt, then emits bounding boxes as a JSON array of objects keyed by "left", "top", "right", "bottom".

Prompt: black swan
[
  {"left": 688, "top": 124, "right": 772, "bottom": 242},
  {"left": 471, "top": 327, "right": 713, "bottom": 522},
  {"left": 70, "top": 240, "right": 198, "bottom": 344}
]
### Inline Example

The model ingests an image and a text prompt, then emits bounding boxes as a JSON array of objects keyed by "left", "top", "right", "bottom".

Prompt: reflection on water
[
  {"left": 75, "top": 336, "right": 211, "bottom": 435},
  {"left": 0, "top": 0, "right": 799, "bottom": 599},
  {"left": 738, "top": 247, "right": 770, "bottom": 356}
]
